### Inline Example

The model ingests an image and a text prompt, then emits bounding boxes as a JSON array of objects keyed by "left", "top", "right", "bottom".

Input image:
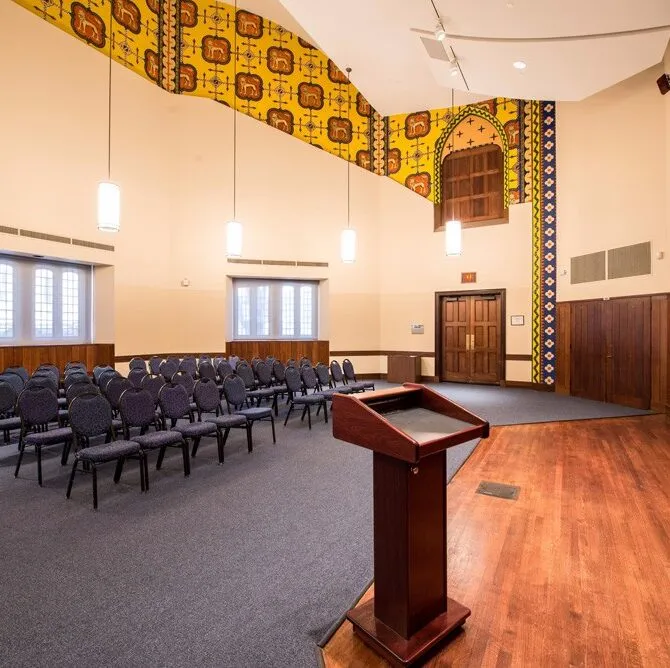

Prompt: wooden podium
[{"left": 332, "top": 384, "right": 489, "bottom": 667}]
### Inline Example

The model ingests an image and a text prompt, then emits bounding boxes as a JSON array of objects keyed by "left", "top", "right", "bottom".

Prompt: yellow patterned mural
[{"left": 11, "top": 0, "right": 558, "bottom": 386}]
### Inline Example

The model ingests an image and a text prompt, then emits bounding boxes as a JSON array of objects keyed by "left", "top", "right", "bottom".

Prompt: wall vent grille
[
  {"left": 607, "top": 242, "right": 651, "bottom": 280},
  {"left": 570, "top": 251, "right": 606, "bottom": 284}
]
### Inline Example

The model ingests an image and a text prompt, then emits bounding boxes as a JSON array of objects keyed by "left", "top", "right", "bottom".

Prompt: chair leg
[
  {"left": 284, "top": 404, "right": 294, "bottom": 427},
  {"left": 300, "top": 406, "right": 307, "bottom": 422},
  {"left": 272, "top": 395, "right": 278, "bottom": 416},
  {"left": 113, "top": 457, "right": 125, "bottom": 483},
  {"left": 323, "top": 401, "right": 328, "bottom": 424},
  {"left": 246, "top": 423, "right": 253, "bottom": 453},
  {"left": 14, "top": 442, "right": 25, "bottom": 479},
  {"left": 66, "top": 459, "right": 78, "bottom": 498},
  {"left": 61, "top": 439, "right": 72, "bottom": 466},
  {"left": 270, "top": 415, "right": 276, "bottom": 443},
  {"left": 156, "top": 446, "right": 166, "bottom": 470},
  {"left": 306, "top": 406, "right": 312, "bottom": 430},
  {"left": 139, "top": 455, "right": 146, "bottom": 492},
  {"left": 143, "top": 453, "right": 150, "bottom": 492},
  {"left": 216, "top": 430, "right": 224, "bottom": 465},
  {"left": 37, "top": 446, "right": 43, "bottom": 486},
  {"left": 181, "top": 440, "right": 190, "bottom": 476},
  {"left": 191, "top": 437, "right": 201, "bottom": 458},
  {"left": 92, "top": 464, "right": 98, "bottom": 510}
]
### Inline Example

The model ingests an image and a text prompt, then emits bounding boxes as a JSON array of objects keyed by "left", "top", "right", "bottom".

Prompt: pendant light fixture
[
  {"left": 445, "top": 86, "right": 462, "bottom": 256},
  {"left": 226, "top": 0, "right": 243, "bottom": 258},
  {"left": 340, "top": 67, "right": 356, "bottom": 264},
  {"left": 97, "top": 0, "right": 120, "bottom": 232}
]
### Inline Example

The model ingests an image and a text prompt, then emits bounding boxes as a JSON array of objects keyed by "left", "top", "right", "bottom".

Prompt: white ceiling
[{"left": 275, "top": 0, "right": 670, "bottom": 115}]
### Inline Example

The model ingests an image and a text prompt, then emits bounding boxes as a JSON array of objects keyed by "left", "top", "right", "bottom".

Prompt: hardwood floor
[{"left": 322, "top": 416, "right": 670, "bottom": 667}]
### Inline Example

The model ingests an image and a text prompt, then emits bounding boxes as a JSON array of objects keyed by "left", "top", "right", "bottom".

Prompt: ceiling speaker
[{"left": 657, "top": 73, "right": 670, "bottom": 95}]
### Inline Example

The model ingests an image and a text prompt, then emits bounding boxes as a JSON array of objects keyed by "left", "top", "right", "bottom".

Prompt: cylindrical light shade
[
  {"left": 97, "top": 181, "right": 120, "bottom": 232},
  {"left": 226, "top": 220, "right": 243, "bottom": 258},
  {"left": 445, "top": 219, "right": 462, "bottom": 256},
  {"left": 340, "top": 228, "right": 357, "bottom": 263}
]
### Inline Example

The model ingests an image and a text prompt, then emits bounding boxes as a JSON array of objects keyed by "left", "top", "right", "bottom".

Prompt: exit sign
[{"left": 461, "top": 272, "right": 477, "bottom": 283}]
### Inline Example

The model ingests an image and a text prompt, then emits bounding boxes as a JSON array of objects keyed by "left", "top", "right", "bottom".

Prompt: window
[
  {"left": 436, "top": 144, "right": 508, "bottom": 230},
  {"left": 0, "top": 255, "right": 91, "bottom": 344},
  {"left": 233, "top": 279, "right": 318, "bottom": 340},
  {"left": 0, "top": 263, "right": 14, "bottom": 338}
]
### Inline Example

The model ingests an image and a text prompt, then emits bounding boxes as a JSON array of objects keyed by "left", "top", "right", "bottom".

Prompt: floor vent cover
[{"left": 476, "top": 481, "right": 520, "bottom": 500}]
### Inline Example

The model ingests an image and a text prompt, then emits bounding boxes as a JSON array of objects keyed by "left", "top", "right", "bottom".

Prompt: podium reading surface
[{"left": 332, "top": 384, "right": 489, "bottom": 667}]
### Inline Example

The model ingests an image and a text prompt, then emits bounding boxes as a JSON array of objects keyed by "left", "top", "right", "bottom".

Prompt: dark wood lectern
[{"left": 332, "top": 384, "right": 489, "bottom": 667}]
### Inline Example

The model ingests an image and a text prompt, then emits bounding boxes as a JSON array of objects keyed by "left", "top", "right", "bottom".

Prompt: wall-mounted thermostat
[{"left": 410, "top": 324, "right": 424, "bottom": 335}]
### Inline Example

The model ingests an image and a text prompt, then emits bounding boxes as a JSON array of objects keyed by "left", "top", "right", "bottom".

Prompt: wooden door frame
[{"left": 434, "top": 288, "right": 506, "bottom": 385}]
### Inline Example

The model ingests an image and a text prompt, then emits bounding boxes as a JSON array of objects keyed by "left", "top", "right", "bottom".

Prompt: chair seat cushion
[
  {"left": 25, "top": 427, "right": 72, "bottom": 446},
  {"left": 0, "top": 417, "right": 21, "bottom": 430},
  {"left": 293, "top": 394, "right": 326, "bottom": 405},
  {"left": 331, "top": 385, "right": 355, "bottom": 394},
  {"left": 134, "top": 430, "right": 183, "bottom": 449},
  {"left": 236, "top": 407, "right": 272, "bottom": 419},
  {"left": 346, "top": 382, "right": 368, "bottom": 392},
  {"left": 57, "top": 397, "right": 67, "bottom": 407},
  {"left": 320, "top": 389, "right": 348, "bottom": 400},
  {"left": 77, "top": 440, "right": 140, "bottom": 463},
  {"left": 173, "top": 422, "right": 217, "bottom": 438},
  {"left": 206, "top": 415, "right": 247, "bottom": 429},
  {"left": 247, "top": 388, "right": 276, "bottom": 399}
]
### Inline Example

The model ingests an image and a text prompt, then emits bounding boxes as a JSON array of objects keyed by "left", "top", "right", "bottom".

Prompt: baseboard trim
[{"left": 504, "top": 380, "right": 555, "bottom": 391}]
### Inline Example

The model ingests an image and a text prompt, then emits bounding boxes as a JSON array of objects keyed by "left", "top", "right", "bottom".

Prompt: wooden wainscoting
[
  {"left": 556, "top": 294, "right": 669, "bottom": 411},
  {"left": 226, "top": 340, "right": 329, "bottom": 363},
  {"left": 0, "top": 343, "right": 115, "bottom": 374}
]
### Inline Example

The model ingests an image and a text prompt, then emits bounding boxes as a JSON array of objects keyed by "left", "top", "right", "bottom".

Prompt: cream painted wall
[
  {"left": 377, "top": 177, "right": 534, "bottom": 382},
  {"left": 556, "top": 65, "right": 670, "bottom": 301},
  {"left": 0, "top": 1, "right": 380, "bottom": 362}
]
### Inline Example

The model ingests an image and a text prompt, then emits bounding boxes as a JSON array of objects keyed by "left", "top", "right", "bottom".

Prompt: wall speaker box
[{"left": 657, "top": 73, "right": 670, "bottom": 95}]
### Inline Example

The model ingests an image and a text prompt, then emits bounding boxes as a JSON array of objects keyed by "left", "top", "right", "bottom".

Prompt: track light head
[{"left": 434, "top": 24, "right": 446, "bottom": 41}]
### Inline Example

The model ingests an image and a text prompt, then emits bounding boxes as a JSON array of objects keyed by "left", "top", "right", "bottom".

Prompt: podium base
[{"left": 346, "top": 597, "right": 470, "bottom": 667}]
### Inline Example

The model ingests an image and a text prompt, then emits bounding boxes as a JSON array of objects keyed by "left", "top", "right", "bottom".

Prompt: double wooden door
[
  {"left": 440, "top": 293, "right": 502, "bottom": 384},
  {"left": 570, "top": 297, "right": 651, "bottom": 408}
]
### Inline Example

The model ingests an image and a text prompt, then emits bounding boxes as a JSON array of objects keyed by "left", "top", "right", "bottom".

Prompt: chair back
[
  {"left": 223, "top": 375, "right": 247, "bottom": 411},
  {"left": 25, "top": 375, "right": 58, "bottom": 395},
  {"left": 198, "top": 354, "right": 212, "bottom": 364},
  {"left": 299, "top": 357, "right": 311, "bottom": 368},
  {"left": 67, "top": 381, "right": 100, "bottom": 405},
  {"left": 228, "top": 355, "right": 240, "bottom": 370},
  {"left": 128, "top": 357, "right": 147, "bottom": 372},
  {"left": 0, "top": 380, "right": 17, "bottom": 415},
  {"left": 158, "top": 382, "right": 191, "bottom": 420},
  {"left": 64, "top": 372, "right": 90, "bottom": 390},
  {"left": 272, "top": 360, "right": 286, "bottom": 383},
  {"left": 179, "top": 357, "right": 198, "bottom": 379},
  {"left": 5, "top": 366, "right": 28, "bottom": 383},
  {"left": 159, "top": 359, "right": 179, "bottom": 381},
  {"left": 141, "top": 374, "right": 166, "bottom": 406},
  {"left": 330, "top": 360, "right": 345, "bottom": 383},
  {"left": 119, "top": 388, "right": 156, "bottom": 431},
  {"left": 37, "top": 364, "right": 60, "bottom": 382},
  {"left": 193, "top": 378, "right": 220, "bottom": 414},
  {"left": 315, "top": 363, "right": 330, "bottom": 388},
  {"left": 255, "top": 361, "right": 273, "bottom": 387},
  {"left": 342, "top": 358, "right": 357, "bottom": 381},
  {"left": 198, "top": 360, "right": 216, "bottom": 382},
  {"left": 236, "top": 363, "right": 256, "bottom": 390},
  {"left": 106, "top": 376, "right": 133, "bottom": 410},
  {"left": 128, "top": 368, "right": 147, "bottom": 388},
  {"left": 0, "top": 372, "right": 24, "bottom": 394},
  {"left": 172, "top": 370, "right": 195, "bottom": 398},
  {"left": 217, "top": 361, "right": 233, "bottom": 381},
  {"left": 99, "top": 369, "right": 121, "bottom": 393},
  {"left": 284, "top": 366, "right": 304, "bottom": 394},
  {"left": 93, "top": 365, "right": 114, "bottom": 384},
  {"left": 69, "top": 393, "right": 113, "bottom": 439},
  {"left": 17, "top": 387, "right": 58, "bottom": 427},
  {"left": 300, "top": 365, "right": 319, "bottom": 392},
  {"left": 286, "top": 358, "right": 296, "bottom": 368},
  {"left": 148, "top": 356, "right": 163, "bottom": 375},
  {"left": 65, "top": 361, "right": 87, "bottom": 373}
]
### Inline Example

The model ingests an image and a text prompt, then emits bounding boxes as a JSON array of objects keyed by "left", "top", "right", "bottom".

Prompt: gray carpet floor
[{"left": 0, "top": 383, "right": 652, "bottom": 667}]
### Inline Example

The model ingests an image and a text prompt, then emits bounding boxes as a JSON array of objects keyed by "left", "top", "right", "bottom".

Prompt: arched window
[
  {"left": 435, "top": 144, "right": 507, "bottom": 230},
  {"left": 0, "top": 263, "right": 14, "bottom": 338}
]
